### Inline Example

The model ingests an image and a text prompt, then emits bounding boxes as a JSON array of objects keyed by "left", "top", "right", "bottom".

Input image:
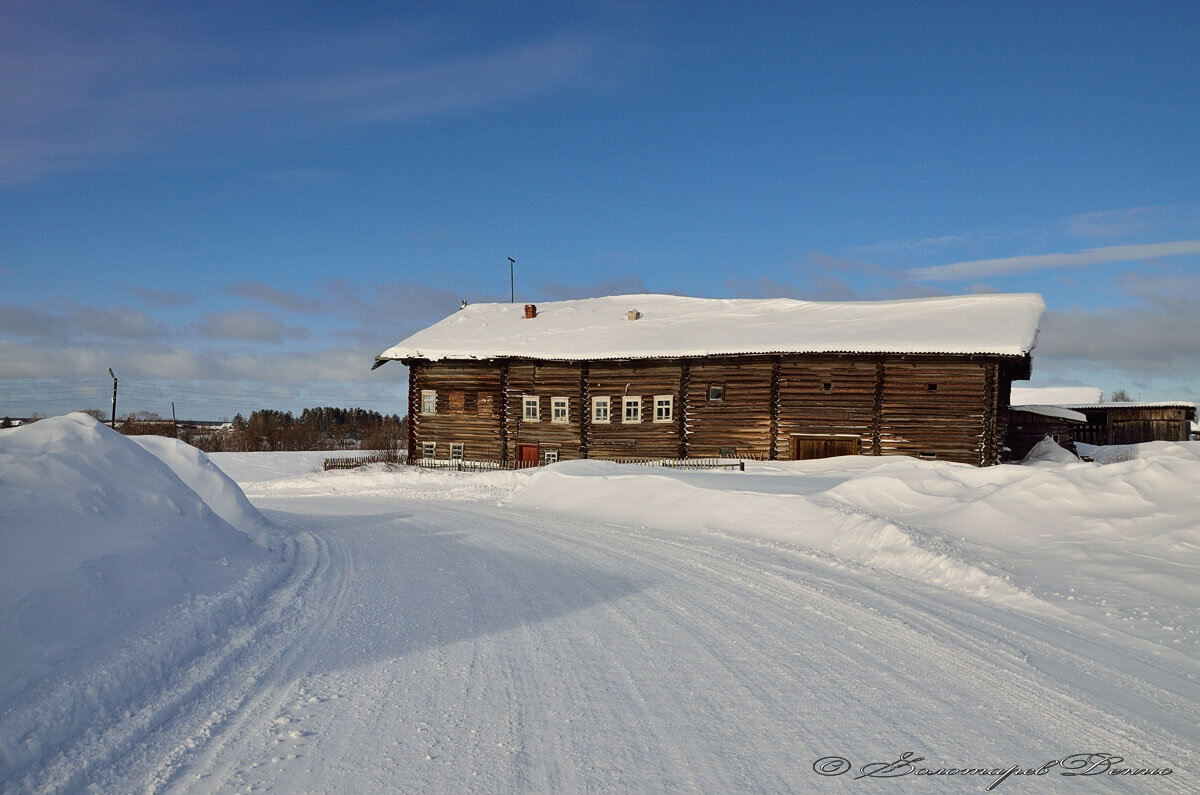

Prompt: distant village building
[
  {"left": 1009, "top": 387, "right": 1197, "bottom": 447},
  {"left": 374, "top": 293, "right": 1045, "bottom": 467}
]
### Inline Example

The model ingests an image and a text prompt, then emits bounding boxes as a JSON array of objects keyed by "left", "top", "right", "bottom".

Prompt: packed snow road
[{"left": 75, "top": 484, "right": 1192, "bottom": 793}]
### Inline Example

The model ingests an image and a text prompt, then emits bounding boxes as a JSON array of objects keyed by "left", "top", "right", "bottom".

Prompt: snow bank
[
  {"left": 132, "top": 434, "right": 269, "bottom": 545},
  {"left": 0, "top": 415, "right": 283, "bottom": 783},
  {"left": 1021, "top": 435, "right": 1080, "bottom": 464},
  {"left": 236, "top": 461, "right": 532, "bottom": 502},
  {"left": 505, "top": 447, "right": 1200, "bottom": 654}
]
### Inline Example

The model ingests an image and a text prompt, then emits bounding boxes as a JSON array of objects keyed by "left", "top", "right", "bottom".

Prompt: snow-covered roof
[
  {"left": 1009, "top": 405, "right": 1088, "bottom": 422},
  {"left": 1010, "top": 386, "right": 1103, "bottom": 405},
  {"left": 377, "top": 293, "right": 1045, "bottom": 363},
  {"left": 1060, "top": 401, "right": 1197, "bottom": 411}
]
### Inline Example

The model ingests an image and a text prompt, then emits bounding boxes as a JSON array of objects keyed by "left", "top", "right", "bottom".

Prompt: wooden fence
[
  {"left": 324, "top": 454, "right": 745, "bottom": 473},
  {"left": 323, "top": 450, "right": 406, "bottom": 470}
]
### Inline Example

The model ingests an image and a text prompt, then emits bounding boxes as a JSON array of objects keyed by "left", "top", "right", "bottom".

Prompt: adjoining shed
[
  {"left": 1005, "top": 404, "right": 1086, "bottom": 461},
  {"left": 374, "top": 293, "right": 1046, "bottom": 467},
  {"left": 1065, "top": 402, "right": 1197, "bottom": 446}
]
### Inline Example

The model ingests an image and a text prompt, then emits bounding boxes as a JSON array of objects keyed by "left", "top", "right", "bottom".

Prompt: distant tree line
[{"left": 93, "top": 407, "right": 408, "bottom": 453}]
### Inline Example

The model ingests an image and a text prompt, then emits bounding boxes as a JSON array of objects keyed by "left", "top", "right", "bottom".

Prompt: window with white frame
[
  {"left": 622, "top": 396, "right": 641, "bottom": 423},
  {"left": 450, "top": 442, "right": 464, "bottom": 460},
  {"left": 654, "top": 394, "right": 674, "bottom": 422},
  {"left": 551, "top": 397, "right": 569, "bottom": 423},
  {"left": 421, "top": 441, "right": 437, "bottom": 459},
  {"left": 420, "top": 390, "right": 437, "bottom": 414},
  {"left": 592, "top": 396, "right": 610, "bottom": 423},
  {"left": 523, "top": 395, "right": 540, "bottom": 421},
  {"left": 543, "top": 449, "right": 559, "bottom": 464}
]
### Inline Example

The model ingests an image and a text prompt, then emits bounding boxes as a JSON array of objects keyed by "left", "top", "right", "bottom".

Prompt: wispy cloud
[
  {"left": 227, "top": 281, "right": 324, "bottom": 313},
  {"left": 131, "top": 287, "right": 196, "bottom": 308},
  {"left": 909, "top": 240, "right": 1200, "bottom": 281},
  {"left": 1059, "top": 205, "right": 1200, "bottom": 239},
  {"left": 193, "top": 309, "right": 310, "bottom": 343},
  {"left": 0, "top": 3, "right": 618, "bottom": 182}
]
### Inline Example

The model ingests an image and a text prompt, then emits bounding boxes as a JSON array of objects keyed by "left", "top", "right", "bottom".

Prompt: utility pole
[
  {"left": 171, "top": 401, "right": 178, "bottom": 438},
  {"left": 508, "top": 256, "right": 516, "bottom": 303},
  {"left": 108, "top": 368, "right": 118, "bottom": 429}
]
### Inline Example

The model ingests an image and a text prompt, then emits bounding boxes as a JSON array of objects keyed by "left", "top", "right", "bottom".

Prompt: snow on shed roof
[
  {"left": 1010, "top": 386, "right": 1103, "bottom": 406},
  {"left": 376, "top": 293, "right": 1045, "bottom": 363},
  {"left": 1009, "top": 405, "right": 1088, "bottom": 423},
  {"left": 1060, "top": 401, "right": 1197, "bottom": 411}
]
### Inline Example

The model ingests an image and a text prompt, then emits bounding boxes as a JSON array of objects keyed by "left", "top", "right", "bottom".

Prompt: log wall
[{"left": 406, "top": 353, "right": 1029, "bottom": 466}]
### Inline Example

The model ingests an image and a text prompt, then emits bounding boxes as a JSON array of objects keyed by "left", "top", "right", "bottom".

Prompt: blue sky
[{"left": 2, "top": 0, "right": 1199, "bottom": 419}]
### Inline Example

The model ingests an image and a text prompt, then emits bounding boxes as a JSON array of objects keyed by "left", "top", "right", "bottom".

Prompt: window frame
[
  {"left": 653, "top": 394, "right": 674, "bottom": 423},
  {"left": 622, "top": 396, "right": 642, "bottom": 424},
  {"left": 707, "top": 384, "right": 725, "bottom": 402},
  {"left": 543, "top": 449, "right": 559, "bottom": 464},
  {"left": 551, "top": 396, "right": 570, "bottom": 424},
  {"left": 592, "top": 396, "right": 611, "bottom": 424},
  {"left": 522, "top": 395, "right": 540, "bottom": 422},
  {"left": 421, "top": 441, "right": 437, "bottom": 459},
  {"left": 450, "top": 442, "right": 465, "bottom": 460},
  {"left": 420, "top": 389, "right": 437, "bottom": 415}
]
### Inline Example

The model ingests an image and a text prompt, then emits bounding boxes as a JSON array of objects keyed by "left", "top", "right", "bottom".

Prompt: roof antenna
[{"left": 508, "top": 256, "right": 516, "bottom": 303}]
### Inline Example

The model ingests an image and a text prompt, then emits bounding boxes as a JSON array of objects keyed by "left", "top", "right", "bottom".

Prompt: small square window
[
  {"left": 551, "top": 397, "right": 569, "bottom": 424},
  {"left": 821, "top": 382, "right": 833, "bottom": 393},
  {"left": 654, "top": 395, "right": 673, "bottom": 422},
  {"left": 927, "top": 383, "right": 938, "bottom": 392},
  {"left": 918, "top": 451, "right": 937, "bottom": 460},
  {"left": 523, "top": 395, "right": 540, "bottom": 422},
  {"left": 421, "top": 441, "right": 437, "bottom": 459},
  {"left": 421, "top": 390, "right": 437, "bottom": 414},
  {"left": 543, "top": 449, "right": 559, "bottom": 464},
  {"left": 592, "top": 396, "right": 610, "bottom": 423},
  {"left": 450, "top": 443, "right": 464, "bottom": 460},
  {"left": 622, "top": 396, "right": 642, "bottom": 423},
  {"left": 718, "top": 446, "right": 736, "bottom": 458},
  {"left": 708, "top": 384, "right": 725, "bottom": 402}
]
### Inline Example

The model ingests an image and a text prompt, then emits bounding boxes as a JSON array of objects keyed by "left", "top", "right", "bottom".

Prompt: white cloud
[
  {"left": 910, "top": 240, "right": 1200, "bottom": 281},
  {"left": 193, "top": 309, "right": 310, "bottom": 343}
]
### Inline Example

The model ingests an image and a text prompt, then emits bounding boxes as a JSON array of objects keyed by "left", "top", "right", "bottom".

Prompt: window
[
  {"left": 918, "top": 451, "right": 937, "bottom": 460},
  {"left": 821, "top": 382, "right": 833, "bottom": 393},
  {"left": 927, "top": 383, "right": 938, "bottom": 392},
  {"left": 523, "top": 395, "right": 540, "bottom": 422},
  {"left": 552, "top": 397, "right": 569, "bottom": 424},
  {"left": 654, "top": 395, "right": 673, "bottom": 422},
  {"left": 719, "top": 446, "right": 736, "bottom": 458},
  {"left": 708, "top": 384, "right": 725, "bottom": 402},
  {"left": 543, "top": 449, "right": 559, "bottom": 464},
  {"left": 622, "top": 396, "right": 641, "bottom": 423},
  {"left": 421, "top": 390, "right": 437, "bottom": 414},
  {"left": 450, "top": 443, "right": 464, "bottom": 460},
  {"left": 592, "top": 396, "right": 610, "bottom": 423},
  {"left": 421, "top": 441, "right": 437, "bottom": 459}
]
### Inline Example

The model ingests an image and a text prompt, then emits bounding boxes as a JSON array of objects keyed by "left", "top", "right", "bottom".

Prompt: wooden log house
[
  {"left": 374, "top": 294, "right": 1047, "bottom": 467},
  {"left": 1008, "top": 387, "right": 1197, "bottom": 447}
]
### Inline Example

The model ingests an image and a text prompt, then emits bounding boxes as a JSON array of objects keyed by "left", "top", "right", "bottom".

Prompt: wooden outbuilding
[
  {"left": 1004, "top": 405, "right": 1086, "bottom": 461},
  {"left": 1065, "top": 402, "right": 1197, "bottom": 446},
  {"left": 374, "top": 293, "right": 1046, "bottom": 467}
]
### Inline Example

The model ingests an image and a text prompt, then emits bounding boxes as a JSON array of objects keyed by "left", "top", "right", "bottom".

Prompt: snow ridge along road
[{"left": 137, "top": 459, "right": 1196, "bottom": 793}]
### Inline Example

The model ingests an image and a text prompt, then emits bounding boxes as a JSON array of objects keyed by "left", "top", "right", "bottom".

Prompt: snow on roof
[
  {"left": 1009, "top": 386, "right": 1103, "bottom": 405},
  {"left": 1060, "top": 401, "right": 1198, "bottom": 411},
  {"left": 377, "top": 293, "right": 1045, "bottom": 363},
  {"left": 1009, "top": 405, "right": 1088, "bottom": 422}
]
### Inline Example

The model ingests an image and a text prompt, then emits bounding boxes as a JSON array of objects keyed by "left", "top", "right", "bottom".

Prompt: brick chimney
[{"left": 524, "top": 304, "right": 537, "bottom": 319}]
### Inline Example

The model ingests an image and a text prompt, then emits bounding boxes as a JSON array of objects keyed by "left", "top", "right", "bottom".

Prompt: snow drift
[
  {"left": 505, "top": 446, "right": 1200, "bottom": 657},
  {"left": 0, "top": 414, "right": 284, "bottom": 785}
]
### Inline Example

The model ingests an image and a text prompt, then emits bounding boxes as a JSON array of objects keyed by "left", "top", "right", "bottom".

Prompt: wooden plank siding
[
  {"left": 776, "top": 359, "right": 877, "bottom": 458},
  {"left": 586, "top": 361, "right": 683, "bottom": 459},
  {"left": 411, "top": 360, "right": 504, "bottom": 462},
  {"left": 1074, "top": 406, "right": 1196, "bottom": 446},
  {"left": 405, "top": 353, "right": 1031, "bottom": 466},
  {"left": 686, "top": 359, "right": 774, "bottom": 459},
  {"left": 506, "top": 362, "right": 585, "bottom": 461}
]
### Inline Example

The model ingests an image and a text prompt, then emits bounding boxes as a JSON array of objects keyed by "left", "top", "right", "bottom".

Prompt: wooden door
[
  {"left": 516, "top": 443, "right": 540, "bottom": 467},
  {"left": 791, "top": 436, "right": 859, "bottom": 460}
]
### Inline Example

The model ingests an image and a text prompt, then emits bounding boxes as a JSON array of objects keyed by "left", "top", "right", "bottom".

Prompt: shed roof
[
  {"left": 1010, "top": 386, "right": 1103, "bottom": 405},
  {"left": 1009, "top": 405, "right": 1088, "bottom": 423},
  {"left": 376, "top": 293, "right": 1045, "bottom": 364},
  {"left": 1060, "top": 401, "right": 1197, "bottom": 411}
]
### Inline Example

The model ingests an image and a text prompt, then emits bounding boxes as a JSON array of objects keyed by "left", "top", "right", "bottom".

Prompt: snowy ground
[{"left": 2, "top": 418, "right": 1197, "bottom": 792}]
